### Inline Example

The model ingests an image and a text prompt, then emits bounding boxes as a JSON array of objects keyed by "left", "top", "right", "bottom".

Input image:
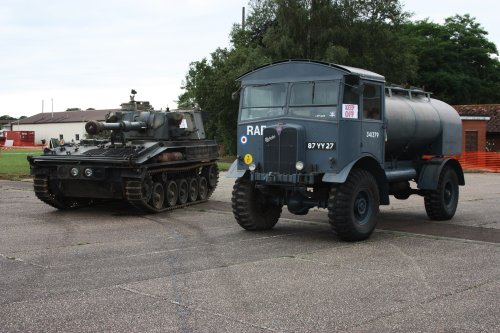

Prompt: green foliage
[
  {"left": 402, "top": 14, "right": 500, "bottom": 104},
  {"left": 179, "top": 1, "right": 499, "bottom": 154}
]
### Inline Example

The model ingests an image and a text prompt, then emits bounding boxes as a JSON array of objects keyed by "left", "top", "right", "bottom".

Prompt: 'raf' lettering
[{"left": 247, "top": 125, "right": 267, "bottom": 135}]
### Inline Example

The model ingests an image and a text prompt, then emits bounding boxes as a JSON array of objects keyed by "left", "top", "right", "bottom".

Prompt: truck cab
[{"left": 228, "top": 60, "right": 464, "bottom": 241}]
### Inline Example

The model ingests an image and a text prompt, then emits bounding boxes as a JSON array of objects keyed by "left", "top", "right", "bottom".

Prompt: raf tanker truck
[{"left": 228, "top": 60, "right": 464, "bottom": 241}]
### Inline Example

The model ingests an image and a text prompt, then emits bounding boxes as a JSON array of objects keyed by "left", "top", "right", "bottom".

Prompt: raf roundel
[{"left": 240, "top": 135, "right": 248, "bottom": 145}]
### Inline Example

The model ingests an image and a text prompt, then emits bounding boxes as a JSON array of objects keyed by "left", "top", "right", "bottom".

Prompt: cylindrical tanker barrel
[
  {"left": 85, "top": 120, "right": 147, "bottom": 135},
  {"left": 384, "top": 94, "right": 461, "bottom": 156}
]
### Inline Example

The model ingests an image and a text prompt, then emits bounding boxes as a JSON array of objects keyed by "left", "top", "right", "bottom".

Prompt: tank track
[
  {"left": 124, "top": 162, "right": 219, "bottom": 213},
  {"left": 33, "top": 162, "right": 219, "bottom": 213},
  {"left": 33, "top": 175, "right": 90, "bottom": 210}
]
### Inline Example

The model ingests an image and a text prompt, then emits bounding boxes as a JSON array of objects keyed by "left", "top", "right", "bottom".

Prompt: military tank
[{"left": 28, "top": 90, "right": 219, "bottom": 213}]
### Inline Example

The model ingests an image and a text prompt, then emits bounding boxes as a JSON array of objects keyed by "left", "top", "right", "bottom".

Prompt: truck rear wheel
[
  {"left": 424, "top": 166, "right": 459, "bottom": 220},
  {"left": 328, "top": 169, "right": 380, "bottom": 242},
  {"left": 232, "top": 178, "right": 282, "bottom": 230}
]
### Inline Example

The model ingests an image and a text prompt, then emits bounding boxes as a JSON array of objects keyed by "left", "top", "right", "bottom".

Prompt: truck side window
[{"left": 363, "top": 84, "right": 381, "bottom": 120}]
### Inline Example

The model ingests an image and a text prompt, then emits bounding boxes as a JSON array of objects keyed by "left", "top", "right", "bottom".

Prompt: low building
[
  {"left": 11, "top": 109, "right": 117, "bottom": 145},
  {"left": 454, "top": 105, "right": 500, "bottom": 152}
]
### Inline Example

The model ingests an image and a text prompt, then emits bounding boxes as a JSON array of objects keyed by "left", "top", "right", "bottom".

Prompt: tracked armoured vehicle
[
  {"left": 28, "top": 90, "right": 219, "bottom": 212},
  {"left": 228, "top": 60, "right": 464, "bottom": 241}
]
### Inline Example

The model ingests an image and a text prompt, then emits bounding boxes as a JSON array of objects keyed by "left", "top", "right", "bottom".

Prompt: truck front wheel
[
  {"left": 424, "top": 166, "right": 459, "bottom": 220},
  {"left": 232, "top": 178, "right": 282, "bottom": 230},
  {"left": 328, "top": 169, "right": 380, "bottom": 241}
]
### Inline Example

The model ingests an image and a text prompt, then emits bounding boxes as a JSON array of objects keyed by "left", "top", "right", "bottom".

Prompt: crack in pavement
[{"left": 117, "top": 285, "right": 279, "bottom": 332}]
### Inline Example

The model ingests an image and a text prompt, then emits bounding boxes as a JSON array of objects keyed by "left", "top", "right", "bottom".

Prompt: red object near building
[{"left": 0, "top": 131, "right": 35, "bottom": 146}]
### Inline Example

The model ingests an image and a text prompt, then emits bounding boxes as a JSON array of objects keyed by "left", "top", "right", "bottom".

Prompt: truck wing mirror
[{"left": 231, "top": 88, "right": 241, "bottom": 101}]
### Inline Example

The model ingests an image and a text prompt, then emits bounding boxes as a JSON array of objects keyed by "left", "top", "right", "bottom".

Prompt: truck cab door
[{"left": 361, "top": 82, "right": 384, "bottom": 163}]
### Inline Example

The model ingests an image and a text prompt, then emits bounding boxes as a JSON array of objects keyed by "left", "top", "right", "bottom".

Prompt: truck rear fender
[
  {"left": 323, "top": 156, "right": 389, "bottom": 205},
  {"left": 418, "top": 158, "right": 465, "bottom": 190}
]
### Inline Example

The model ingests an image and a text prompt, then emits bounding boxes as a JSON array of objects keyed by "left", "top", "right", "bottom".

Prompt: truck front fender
[
  {"left": 323, "top": 156, "right": 389, "bottom": 205},
  {"left": 226, "top": 160, "right": 247, "bottom": 178},
  {"left": 322, "top": 159, "right": 358, "bottom": 184}
]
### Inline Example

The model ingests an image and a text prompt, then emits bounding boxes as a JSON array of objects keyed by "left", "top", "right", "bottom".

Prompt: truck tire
[
  {"left": 232, "top": 178, "right": 282, "bottom": 230},
  {"left": 424, "top": 166, "right": 459, "bottom": 220},
  {"left": 328, "top": 169, "right": 380, "bottom": 241}
]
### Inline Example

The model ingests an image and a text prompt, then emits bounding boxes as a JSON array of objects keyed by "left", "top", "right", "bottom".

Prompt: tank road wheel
[
  {"left": 231, "top": 178, "right": 282, "bottom": 231},
  {"left": 177, "top": 179, "right": 189, "bottom": 204},
  {"left": 424, "top": 166, "right": 459, "bottom": 220},
  {"left": 198, "top": 176, "right": 208, "bottom": 200},
  {"left": 203, "top": 164, "right": 219, "bottom": 199},
  {"left": 188, "top": 178, "right": 198, "bottom": 202},
  {"left": 205, "top": 164, "right": 219, "bottom": 188},
  {"left": 150, "top": 182, "right": 164, "bottom": 210},
  {"left": 165, "top": 181, "right": 178, "bottom": 207},
  {"left": 141, "top": 177, "right": 153, "bottom": 203},
  {"left": 328, "top": 169, "right": 380, "bottom": 242}
]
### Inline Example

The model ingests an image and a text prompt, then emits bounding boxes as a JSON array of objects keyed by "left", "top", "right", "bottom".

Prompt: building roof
[
  {"left": 16, "top": 109, "right": 119, "bottom": 125},
  {"left": 454, "top": 104, "right": 500, "bottom": 133}
]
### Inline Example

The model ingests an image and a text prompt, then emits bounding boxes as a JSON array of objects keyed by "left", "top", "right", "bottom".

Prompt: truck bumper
[{"left": 250, "top": 172, "right": 323, "bottom": 185}]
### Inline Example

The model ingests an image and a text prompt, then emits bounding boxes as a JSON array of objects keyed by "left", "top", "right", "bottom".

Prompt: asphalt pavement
[{"left": 0, "top": 173, "right": 499, "bottom": 332}]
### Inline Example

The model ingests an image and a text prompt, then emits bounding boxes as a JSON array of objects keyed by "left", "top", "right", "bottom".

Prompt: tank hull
[{"left": 29, "top": 140, "right": 219, "bottom": 212}]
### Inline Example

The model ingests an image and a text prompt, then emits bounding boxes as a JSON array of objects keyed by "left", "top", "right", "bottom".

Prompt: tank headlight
[
  {"left": 84, "top": 168, "right": 93, "bottom": 177},
  {"left": 70, "top": 167, "right": 79, "bottom": 177},
  {"left": 248, "top": 163, "right": 256, "bottom": 171},
  {"left": 295, "top": 161, "right": 304, "bottom": 171}
]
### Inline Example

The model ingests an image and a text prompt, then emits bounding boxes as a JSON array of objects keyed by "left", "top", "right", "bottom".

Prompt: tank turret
[{"left": 85, "top": 90, "right": 206, "bottom": 143}]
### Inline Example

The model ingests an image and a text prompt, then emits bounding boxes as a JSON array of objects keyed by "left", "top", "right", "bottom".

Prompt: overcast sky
[{"left": 1, "top": 0, "right": 498, "bottom": 119}]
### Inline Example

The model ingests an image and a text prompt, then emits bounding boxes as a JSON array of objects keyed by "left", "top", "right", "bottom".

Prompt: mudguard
[
  {"left": 227, "top": 160, "right": 246, "bottom": 178},
  {"left": 418, "top": 158, "right": 465, "bottom": 190}
]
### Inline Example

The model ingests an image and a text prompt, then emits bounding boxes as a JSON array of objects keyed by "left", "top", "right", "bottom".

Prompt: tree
[
  {"left": 0, "top": 115, "right": 16, "bottom": 120},
  {"left": 401, "top": 15, "right": 500, "bottom": 104}
]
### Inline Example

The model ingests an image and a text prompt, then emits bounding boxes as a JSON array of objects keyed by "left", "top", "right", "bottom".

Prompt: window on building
[
  {"left": 59, "top": 134, "right": 64, "bottom": 140},
  {"left": 75, "top": 134, "right": 79, "bottom": 141},
  {"left": 465, "top": 131, "right": 478, "bottom": 152}
]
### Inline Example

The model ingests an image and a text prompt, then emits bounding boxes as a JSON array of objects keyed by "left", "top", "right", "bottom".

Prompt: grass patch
[
  {"left": 218, "top": 155, "right": 235, "bottom": 172},
  {"left": 217, "top": 162, "right": 232, "bottom": 172},
  {"left": 0, "top": 148, "right": 234, "bottom": 180},
  {"left": 0, "top": 149, "right": 41, "bottom": 180}
]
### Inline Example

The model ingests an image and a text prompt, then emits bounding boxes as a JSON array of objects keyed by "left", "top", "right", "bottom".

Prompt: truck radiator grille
[{"left": 263, "top": 127, "right": 297, "bottom": 174}]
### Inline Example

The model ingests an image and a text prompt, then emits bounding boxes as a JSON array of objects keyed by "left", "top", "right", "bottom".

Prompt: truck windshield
[
  {"left": 288, "top": 81, "right": 339, "bottom": 120},
  {"left": 240, "top": 84, "right": 286, "bottom": 121}
]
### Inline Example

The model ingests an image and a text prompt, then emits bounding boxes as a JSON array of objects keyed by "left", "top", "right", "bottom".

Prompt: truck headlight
[
  {"left": 84, "top": 168, "right": 93, "bottom": 177},
  {"left": 248, "top": 163, "right": 256, "bottom": 171},
  {"left": 70, "top": 167, "right": 79, "bottom": 177},
  {"left": 295, "top": 161, "right": 304, "bottom": 171}
]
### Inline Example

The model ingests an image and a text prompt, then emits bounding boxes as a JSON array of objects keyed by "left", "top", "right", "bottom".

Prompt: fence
[{"left": 454, "top": 152, "right": 500, "bottom": 173}]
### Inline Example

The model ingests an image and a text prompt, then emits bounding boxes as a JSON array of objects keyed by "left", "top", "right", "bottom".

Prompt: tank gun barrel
[{"left": 85, "top": 120, "right": 147, "bottom": 135}]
